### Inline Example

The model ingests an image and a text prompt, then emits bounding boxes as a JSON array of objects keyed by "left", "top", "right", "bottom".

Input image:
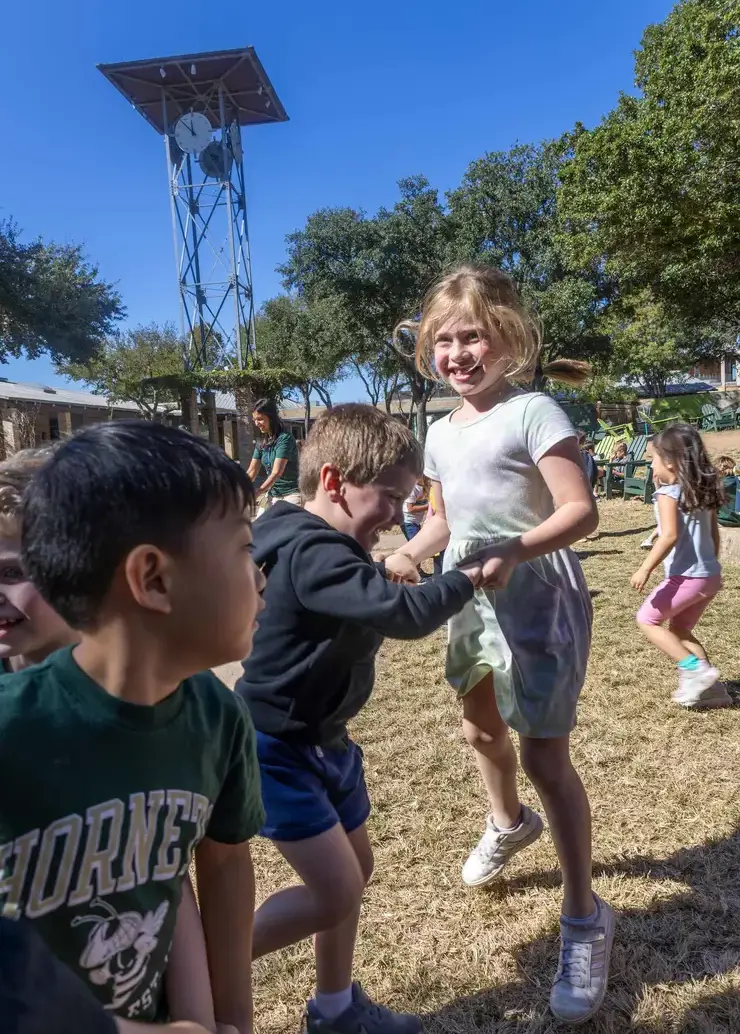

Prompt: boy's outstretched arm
[
  {"left": 195, "top": 838, "right": 256, "bottom": 1034},
  {"left": 290, "top": 532, "right": 477, "bottom": 640}
]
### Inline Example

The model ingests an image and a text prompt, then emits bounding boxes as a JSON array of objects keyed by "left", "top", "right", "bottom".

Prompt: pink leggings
[{"left": 637, "top": 574, "right": 722, "bottom": 630}]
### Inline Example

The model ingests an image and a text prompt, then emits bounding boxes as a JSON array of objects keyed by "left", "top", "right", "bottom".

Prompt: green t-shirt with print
[
  {"left": 0, "top": 648, "right": 264, "bottom": 1022},
  {"left": 253, "top": 431, "right": 299, "bottom": 498}
]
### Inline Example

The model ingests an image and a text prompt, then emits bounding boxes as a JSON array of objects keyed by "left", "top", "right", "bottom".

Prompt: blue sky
[{"left": 1, "top": 0, "right": 674, "bottom": 400}]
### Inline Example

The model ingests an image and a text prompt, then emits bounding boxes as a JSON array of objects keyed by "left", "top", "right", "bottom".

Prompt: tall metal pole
[
  {"left": 162, "top": 92, "right": 186, "bottom": 343},
  {"left": 219, "top": 85, "right": 244, "bottom": 369}
]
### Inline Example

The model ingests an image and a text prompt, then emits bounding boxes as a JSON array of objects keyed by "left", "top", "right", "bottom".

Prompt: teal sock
[{"left": 678, "top": 655, "right": 700, "bottom": 671}]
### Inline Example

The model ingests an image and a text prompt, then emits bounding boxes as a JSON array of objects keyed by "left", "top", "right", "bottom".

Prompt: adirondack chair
[
  {"left": 604, "top": 435, "right": 653, "bottom": 502},
  {"left": 597, "top": 418, "right": 635, "bottom": 441},
  {"left": 701, "top": 403, "right": 737, "bottom": 432},
  {"left": 594, "top": 432, "right": 629, "bottom": 460},
  {"left": 718, "top": 475, "right": 740, "bottom": 528}
]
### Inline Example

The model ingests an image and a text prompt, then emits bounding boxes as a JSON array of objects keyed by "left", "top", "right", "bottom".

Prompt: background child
[
  {"left": 0, "top": 447, "right": 227, "bottom": 1032},
  {"left": 0, "top": 422, "right": 265, "bottom": 1032},
  {"left": 237, "top": 404, "right": 480, "bottom": 1034},
  {"left": 401, "top": 475, "right": 428, "bottom": 541},
  {"left": 631, "top": 424, "right": 729, "bottom": 709},
  {"left": 385, "top": 265, "right": 612, "bottom": 1024}
]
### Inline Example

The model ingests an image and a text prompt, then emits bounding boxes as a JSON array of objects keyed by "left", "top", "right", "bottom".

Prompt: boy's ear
[
  {"left": 319, "top": 463, "right": 345, "bottom": 501},
  {"left": 123, "top": 545, "right": 174, "bottom": 614}
]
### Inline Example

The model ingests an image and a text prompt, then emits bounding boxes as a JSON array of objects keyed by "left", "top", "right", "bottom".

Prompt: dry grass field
[{"left": 248, "top": 500, "right": 740, "bottom": 1034}]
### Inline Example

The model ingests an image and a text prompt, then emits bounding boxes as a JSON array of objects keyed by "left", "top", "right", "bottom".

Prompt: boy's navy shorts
[{"left": 255, "top": 731, "right": 371, "bottom": 842}]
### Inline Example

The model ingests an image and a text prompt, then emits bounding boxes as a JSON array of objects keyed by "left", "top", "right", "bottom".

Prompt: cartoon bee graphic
[{"left": 71, "top": 897, "right": 170, "bottom": 1010}]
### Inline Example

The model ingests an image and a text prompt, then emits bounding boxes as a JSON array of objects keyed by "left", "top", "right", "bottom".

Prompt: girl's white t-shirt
[{"left": 424, "top": 390, "right": 576, "bottom": 543}]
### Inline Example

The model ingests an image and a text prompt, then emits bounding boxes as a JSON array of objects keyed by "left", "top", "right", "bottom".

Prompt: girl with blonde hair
[{"left": 385, "top": 265, "right": 612, "bottom": 1024}]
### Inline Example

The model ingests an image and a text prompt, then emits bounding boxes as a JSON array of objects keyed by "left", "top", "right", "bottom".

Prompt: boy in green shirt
[{"left": 0, "top": 422, "right": 266, "bottom": 1032}]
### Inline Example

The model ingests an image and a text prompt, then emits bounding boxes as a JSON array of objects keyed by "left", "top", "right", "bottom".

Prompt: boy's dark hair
[
  {"left": 21, "top": 420, "right": 255, "bottom": 630},
  {"left": 651, "top": 423, "right": 726, "bottom": 514},
  {"left": 299, "top": 404, "right": 423, "bottom": 500}
]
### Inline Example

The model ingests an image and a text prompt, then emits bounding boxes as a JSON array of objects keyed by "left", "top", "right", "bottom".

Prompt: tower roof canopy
[{"left": 98, "top": 46, "right": 288, "bottom": 133}]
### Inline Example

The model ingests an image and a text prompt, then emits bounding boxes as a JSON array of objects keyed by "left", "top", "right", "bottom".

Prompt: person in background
[
  {"left": 631, "top": 424, "right": 729, "bottom": 709},
  {"left": 427, "top": 482, "right": 445, "bottom": 576},
  {"left": 578, "top": 434, "right": 598, "bottom": 495},
  {"left": 401, "top": 476, "right": 428, "bottom": 541},
  {"left": 248, "top": 398, "right": 301, "bottom": 514}
]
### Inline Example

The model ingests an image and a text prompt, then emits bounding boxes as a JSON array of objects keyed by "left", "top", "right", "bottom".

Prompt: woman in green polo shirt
[{"left": 248, "top": 398, "right": 301, "bottom": 513}]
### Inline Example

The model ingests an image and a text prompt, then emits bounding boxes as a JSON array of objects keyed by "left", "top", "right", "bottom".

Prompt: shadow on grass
[
  {"left": 420, "top": 829, "right": 740, "bottom": 1032},
  {"left": 592, "top": 526, "right": 655, "bottom": 540},
  {"left": 576, "top": 550, "right": 624, "bottom": 560}
]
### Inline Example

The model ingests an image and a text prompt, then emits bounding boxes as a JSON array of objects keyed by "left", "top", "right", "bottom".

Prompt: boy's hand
[
  {"left": 457, "top": 540, "right": 521, "bottom": 590},
  {"left": 383, "top": 551, "right": 421, "bottom": 584},
  {"left": 630, "top": 565, "right": 652, "bottom": 592},
  {"left": 456, "top": 561, "right": 483, "bottom": 588}
]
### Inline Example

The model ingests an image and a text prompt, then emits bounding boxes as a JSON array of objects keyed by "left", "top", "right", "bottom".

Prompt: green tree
[
  {"left": 255, "top": 295, "right": 348, "bottom": 435},
  {"left": 605, "top": 292, "right": 725, "bottom": 397},
  {"left": 280, "top": 176, "right": 452, "bottom": 443},
  {"left": 559, "top": 0, "right": 740, "bottom": 327},
  {"left": 0, "top": 219, "right": 124, "bottom": 364},
  {"left": 58, "top": 323, "right": 185, "bottom": 419},
  {"left": 448, "top": 136, "right": 612, "bottom": 372}
]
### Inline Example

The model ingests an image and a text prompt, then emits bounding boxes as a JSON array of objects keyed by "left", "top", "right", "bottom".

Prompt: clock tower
[{"left": 98, "top": 48, "right": 288, "bottom": 380}]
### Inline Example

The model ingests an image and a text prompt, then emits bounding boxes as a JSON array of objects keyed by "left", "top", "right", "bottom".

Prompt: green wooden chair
[
  {"left": 597, "top": 418, "right": 635, "bottom": 441},
  {"left": 604, "top": 435, "right": 654, "bottom": 502},
  {"left": 718, "top": 475, "right": 740, "bottom": 528},
  {"left": 701, "top": 403, "right": 736, "bottom": 431}
]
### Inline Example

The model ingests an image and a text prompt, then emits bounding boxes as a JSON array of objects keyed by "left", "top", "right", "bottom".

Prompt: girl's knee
[
  {"left": 520, "top": 737, "right": 573, "bottom": 789},
  {"left": 462, "top": 717, "right": 511, "bottom": 755}
]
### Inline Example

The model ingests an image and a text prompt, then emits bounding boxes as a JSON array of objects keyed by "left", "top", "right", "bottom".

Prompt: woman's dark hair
[
  {"left": 652, "top": 423, "right": 727, "bottom": 514},
  {"left": 253, "top": 398, "right": 283, "bottom": 442}
]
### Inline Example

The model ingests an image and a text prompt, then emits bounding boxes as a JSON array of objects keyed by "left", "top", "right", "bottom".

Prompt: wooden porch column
[{"left": 58, "top": 410, "right": 73, "bottom": 438}]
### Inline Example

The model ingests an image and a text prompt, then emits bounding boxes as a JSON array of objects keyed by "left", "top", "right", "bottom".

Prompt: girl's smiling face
[{"left": 433, "top": 313, "right": 508, "bottom": 400}]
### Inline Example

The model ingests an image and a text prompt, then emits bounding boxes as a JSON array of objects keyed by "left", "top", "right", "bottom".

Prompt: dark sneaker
[{"left": 304, "top": 983, "right": 421, "bottom": 1034}]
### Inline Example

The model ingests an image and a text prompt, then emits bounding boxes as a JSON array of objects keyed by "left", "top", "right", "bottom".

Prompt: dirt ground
[
  {"left": 219, "top": 501, "right": 740, "bottom": 1034},
  {"left": 701, "top": 427, "right": 740, "bottom": 459}
]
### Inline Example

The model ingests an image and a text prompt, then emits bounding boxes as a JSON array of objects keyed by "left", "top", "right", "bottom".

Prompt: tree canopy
[
  {"left": 0, "top": 219, "right": 124, "bottom": 365},
  {"left": 58, "top": 324, "right": 185, "bottom": 419},
  {"left": 559, "top": 0, "right": 740, "bottom": 327}
]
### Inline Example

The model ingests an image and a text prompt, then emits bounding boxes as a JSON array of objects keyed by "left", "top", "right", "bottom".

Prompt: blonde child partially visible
[{"left": 385, "top": 265, "right": 612, "bottom": 1024}]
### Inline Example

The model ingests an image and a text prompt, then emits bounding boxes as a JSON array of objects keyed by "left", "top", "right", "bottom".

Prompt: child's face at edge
[
  {"left": 433, "top": 311, "right": 507, "bottom": 399},
  {"left": 312, "top": 463, "right": 418, "bottom": 552},
  {"left": 162, "top": 506, "right": 266, "bottom": 669},
  {"left": 649, "top": 445, "right": 676, "bottom": 485},
  {"left": 0, "top": 535, "right": 74, "bottom": 663}
]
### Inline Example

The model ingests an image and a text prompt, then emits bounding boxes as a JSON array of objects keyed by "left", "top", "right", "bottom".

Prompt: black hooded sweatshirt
[{"left": 236, "top": 503, "right": 474, "bottom": 747}]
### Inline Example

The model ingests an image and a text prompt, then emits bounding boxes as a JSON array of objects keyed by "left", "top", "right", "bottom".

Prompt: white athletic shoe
[
  {"left": 672, "top": 662, "right": 728, "bottom": 708},
  {"left": 461, "top": 805, "right": 543, "bottom": 887},
  {"left": 550, "top": 895, "right": 615, "bottom": 1024},
  {"left": 673, "top": 663, "right": 730, "bottom": 709},
  {"left": 640, "top": 534, "right": 656, "bottom": 549}
]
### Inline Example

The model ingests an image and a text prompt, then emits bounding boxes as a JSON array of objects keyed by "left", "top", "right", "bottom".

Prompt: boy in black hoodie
[{"left": 236, "top": 405, "right": 480, "bottom": 1034}]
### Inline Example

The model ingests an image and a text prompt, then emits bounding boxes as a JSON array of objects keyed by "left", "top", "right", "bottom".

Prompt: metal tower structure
[{"left": 99, "top": 48, "right": 288, "bottom": 371}]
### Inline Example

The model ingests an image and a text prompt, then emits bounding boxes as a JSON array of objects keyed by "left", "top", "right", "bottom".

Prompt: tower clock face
[{"left": 174, "top": 112, "right": 212, "bottom": 154}]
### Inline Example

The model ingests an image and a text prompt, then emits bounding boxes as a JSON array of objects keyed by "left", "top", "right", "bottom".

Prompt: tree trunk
[
  {"left": 202, "top": 390, "right": 219, "bottom": 445},
  {"left": 233, "top": 381, "right": 254, "bottom": 464},
  {"left": 303, "top": 389, "right": 312, "bottom": 438}
]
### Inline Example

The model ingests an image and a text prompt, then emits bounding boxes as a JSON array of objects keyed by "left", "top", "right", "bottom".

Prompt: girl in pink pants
[{"left": 631, "top": 424, "right": 729, "bottom": 709}]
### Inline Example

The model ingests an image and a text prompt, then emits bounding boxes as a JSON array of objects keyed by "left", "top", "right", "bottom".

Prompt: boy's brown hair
[
  {"left": 299, "top": 403, "right": 423, "bottom": 500},
  {"left": 0, "top": 447, "right": 55, "bottom": 537}
]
